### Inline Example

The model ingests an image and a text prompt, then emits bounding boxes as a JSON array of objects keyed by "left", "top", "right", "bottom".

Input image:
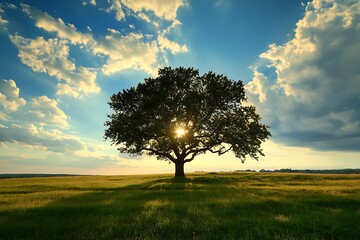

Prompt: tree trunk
[{"left": 175, "top": 160, "right": 185, "bottom": 178}]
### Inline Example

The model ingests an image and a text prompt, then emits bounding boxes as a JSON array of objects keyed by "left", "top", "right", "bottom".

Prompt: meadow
[{"left": 0, "top": 172, "right": 360, "bottom": 240}]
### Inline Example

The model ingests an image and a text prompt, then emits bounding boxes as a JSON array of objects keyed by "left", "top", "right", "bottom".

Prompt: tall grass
[{"left": 0, "top": 172, "right": 359, "bottom": 239}]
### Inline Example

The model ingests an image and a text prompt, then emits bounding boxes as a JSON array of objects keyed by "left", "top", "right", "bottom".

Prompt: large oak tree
[{"left": 104, "top": 67, "right": 270, "bottom": 177}]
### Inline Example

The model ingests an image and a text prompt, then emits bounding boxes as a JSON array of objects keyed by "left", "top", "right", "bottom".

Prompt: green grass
[{"left": 1, "top": 172, "right": 360, "bottom": 239}]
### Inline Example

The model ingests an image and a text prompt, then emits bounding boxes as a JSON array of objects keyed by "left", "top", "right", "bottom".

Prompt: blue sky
[{"left": 0, "top": 0, "right": 359, "bottom": 175}]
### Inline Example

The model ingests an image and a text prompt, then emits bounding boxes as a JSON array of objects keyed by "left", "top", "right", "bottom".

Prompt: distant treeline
[
  {"left": 257, "top": 169, "right": 360, "bottom": 174},
  {"left": 0, "top": 174, "right": 82, "bottom": 179}
]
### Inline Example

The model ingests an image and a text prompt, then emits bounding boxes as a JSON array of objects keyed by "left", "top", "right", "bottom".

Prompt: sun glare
[{"left": 175, "top": 128, "right": 186, "bottom": 138}]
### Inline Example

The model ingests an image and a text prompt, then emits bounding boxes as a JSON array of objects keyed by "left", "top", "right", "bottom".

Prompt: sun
[{"left": 175, "top": 128, "right": 186, "bottom": 138}]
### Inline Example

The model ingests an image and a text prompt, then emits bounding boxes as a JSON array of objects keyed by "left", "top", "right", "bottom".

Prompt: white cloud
[
  {"left": 2, "top": 94, "right": 69, "bottom": 129},
  {"left": 121, "top": 0, "right": 186, "bottom": 21},
  {"left": 104, "top": 0, "right": 186, "bottom": 30},
  {"left": 0, "top": 141, "right": 128, "bottom": 172},
  {"left": 0, "top": 15, "right": 8, "bottom": 25},
  {"left": 163, "top": 19, "right": 182, "bottom": 34},
  {"left": 246, "top": 0, "right": 360, "bottom": 151},
  {"left": 17, "top": 3, "right": 189, "bottom": 79},
  {"left": 0, "top": 79, "right": 124, "bottom": 166},
  {"left": 137, "top": 12, "right": 152, "bottom": 24},
  {"left": 93, "top": 30, "right": 159, "bottom": 75},
  {"left": 56, "top": 83, "right": 81, "bottom": 98},
  {"left": 107, "top": 28, "right": 120, "bottom": 34},
  {"left": 0, "top": 79, "right": 26, "bottom": 112},
  {"left": 105, "top": 0, "right": 186, "bottom": 22},
  {"left": 0, "top": 79, "right": 82, "bottom": 153},
  {"left": 83, "top": 0, "right": 96, "bottom": 6},
  {"left": 0, "top": 5, "right": 8, "bottom": 30},
  {"left": 22, "top": 3, "right": 93, "bottom": 46},
  {"left": 9, "top": 34, "right": 99, "bottom": 97},
  {"left": 0, "top": 96, "right": 86, "bottom": 157},
  {"left": 13, "top": 4, "right": 101, "bottom": 97},
  {"left": 245, "top": 70, "right": 270, "bottom": 102},
  {"left": 97, "top": 1, "right": 189, "bottom": 75},
  {"left": 107, "top": 0, "right": 125, "bottom": 21},
  {"left": 157, "top": 35, "right": 188, "bottom": 54},
  {"left": 0, "top": 124, "right": 84, "bottom": 153},
  {"left": 27, "top": 96, "right": 69, "bottom": 128}
]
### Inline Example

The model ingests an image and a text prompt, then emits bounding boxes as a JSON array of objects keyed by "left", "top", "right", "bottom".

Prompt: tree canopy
[{"left": 104, "top": 67, "right": 271, "bottom": 177}]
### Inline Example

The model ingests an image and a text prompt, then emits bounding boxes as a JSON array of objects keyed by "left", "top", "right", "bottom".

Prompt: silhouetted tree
[{"left": 104, "top": 67, "right": 270, "bottom": 178}]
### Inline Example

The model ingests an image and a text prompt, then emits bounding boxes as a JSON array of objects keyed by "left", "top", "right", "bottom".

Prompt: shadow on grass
[{"left": 1, "top": 174, "right": 360, "bottom": 240}]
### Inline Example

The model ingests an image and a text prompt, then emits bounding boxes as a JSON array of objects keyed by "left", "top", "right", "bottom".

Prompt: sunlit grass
[{"left": 0, "top": 172, "right": 359, "bottom": 239}]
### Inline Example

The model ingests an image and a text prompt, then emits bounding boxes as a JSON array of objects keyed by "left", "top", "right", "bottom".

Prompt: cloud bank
[
  {"left": 246, "top": 0, "right": 360, "bottom": 151},
  {"left": 0, "top": 79, "right": 80, "bottom": 152},
  {"left": 0, "top": 79, "right": 123, "bottom": 168}
]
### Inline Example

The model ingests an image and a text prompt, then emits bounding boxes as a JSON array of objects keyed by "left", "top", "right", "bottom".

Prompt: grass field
[{"left": 1, "top": 172, "right": 360, "bottom": 240}]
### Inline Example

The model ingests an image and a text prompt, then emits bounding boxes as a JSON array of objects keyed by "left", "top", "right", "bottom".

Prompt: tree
[{"left": 104, "top": 67, "right": 270, "bottom": 178}]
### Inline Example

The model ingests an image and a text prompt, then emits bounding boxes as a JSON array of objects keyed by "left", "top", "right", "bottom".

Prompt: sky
[{"left": 0, "top": 0, "right": 359, "bottom": 175}]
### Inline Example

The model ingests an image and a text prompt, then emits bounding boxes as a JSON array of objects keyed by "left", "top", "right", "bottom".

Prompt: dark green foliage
[
  {"left": 104, "top": 67, "right": 270, "bottom": 177},
  {"left": 1, "top": 173, "right": 360, "bottom": 239}
]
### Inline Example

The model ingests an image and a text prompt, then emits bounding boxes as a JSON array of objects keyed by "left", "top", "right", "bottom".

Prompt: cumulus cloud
[
  {"left": 137, "top": 12, "right": 155, "bottom": 25},
  {"left": 245, "top": 70, "right": 270, "bottom": 102},
  {"left": 26, "top": 96, "right": 69, "bottom": 128},
  {"left": 0, "top": 79, "right": 123, "bottom": 165},
  {"left": 107, "top": 0, "right": 125, "bottom": 21},
  {"left": 5, "top": 2, "right": 188, "bottom": 101},
  {"left": 93, "top": 30, "right": 159, "bottom": 75},
  {"left": 9, "top": 34, "right": 99, "bottom": 97},
  {"left": 22, "top": 3, "right": 93, "bottom": 46},
  {"left": 8, "top": 5, "right": 100, "bottom": 98},
  {"left": 15, "top": 3, "right": 188, "bottom": 79},
  {"left": 0, "top": 79, "right": 84, "bottom": 153},
  {"left": 120, "top": 0, "right": 186, "bottom": 21},
  {"left": 157, "top": 35, "right": 188, "bottom": 54},
  {"left": 105, "top": 0, "right": 186, "bottom": 22},
  {"left": 97, "top": 1, "right": 188, "bottom": 74},
  {"left": 3, "top": 95, "right": 69, "bottom": 129},
  {"left": 0, "top": 80, "right": 68, "bottom": 128},
  {"left": 56, "top": 83, "right": 81, "bottom": 98},
  {"left": 246, "top": 0, "right": 360, "bottom": 151},
  {"left": 0, "top": 79, "right": 26, "bottom": 112}
]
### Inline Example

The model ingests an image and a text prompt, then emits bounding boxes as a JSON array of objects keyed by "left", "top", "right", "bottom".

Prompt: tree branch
[{"left": 141, "top": 147, "right": 176, "bottom": 163}]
